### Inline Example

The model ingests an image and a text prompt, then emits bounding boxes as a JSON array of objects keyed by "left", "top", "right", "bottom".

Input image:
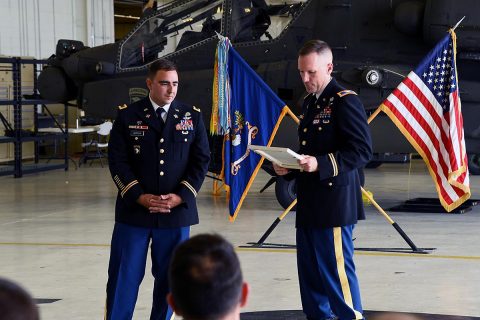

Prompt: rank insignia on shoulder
[
  {"left": 193, "top": 106, "right": 201, "bottom": 112},
  {"left": 337, "top": 90, "right": 357, "bottom": 97},
  {"left": 118, "top": 104, "right": 128, "bottom": 110}
]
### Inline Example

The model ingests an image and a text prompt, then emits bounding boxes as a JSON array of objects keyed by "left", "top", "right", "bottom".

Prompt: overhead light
[{"left": 114, "top": 14, "right": 140, "bottom": 20}]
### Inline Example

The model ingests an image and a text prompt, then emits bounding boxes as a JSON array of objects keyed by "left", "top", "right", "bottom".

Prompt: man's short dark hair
[
  {"left": 298, "top": 39, "right": 331, "bottom": 56},
  {"left": 148, "top": 58, "right": 177, "bottom": 79},
  {"left": 168, "top": 234, "right": 243, "bottom": 320},
  {"left": 0, "top": 277, "right": 39, "bottom": 320}
]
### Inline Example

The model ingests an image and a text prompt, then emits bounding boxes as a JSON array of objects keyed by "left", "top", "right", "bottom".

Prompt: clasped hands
[
  {"left": 137, "top": 193, "right": 182, "bottom": 213},
  {"left": 273, "top": 155, "right": 318, "bottom": 175}
]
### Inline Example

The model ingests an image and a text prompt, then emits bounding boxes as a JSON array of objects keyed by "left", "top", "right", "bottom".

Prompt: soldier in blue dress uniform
[
  {"left": 274, "top": 40, "right": 372, "bottom": 319},
  {"left": 105, "top": 59, "right": 210, "bottom": 320}
]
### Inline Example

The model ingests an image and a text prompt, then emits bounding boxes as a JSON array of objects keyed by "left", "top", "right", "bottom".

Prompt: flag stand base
[
  {"left": 241, "top": 195, "right": 431, "bottom": 254},
  {"left": 354, "top": 247, "right": 435, "bottom": 254},
  {"left": 242, "top": 242, "right": 295, "bottom": 249},
  {"left": 240, "top": 242, "right": 436, "bottom": 254},
  {"left": 388, "top": 198, "right": 479, "bottom": 214}
]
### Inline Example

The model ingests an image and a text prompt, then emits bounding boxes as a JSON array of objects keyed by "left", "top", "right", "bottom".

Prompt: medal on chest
[{"left": 175, "top": 112, "right": 194, "bottom": 134}]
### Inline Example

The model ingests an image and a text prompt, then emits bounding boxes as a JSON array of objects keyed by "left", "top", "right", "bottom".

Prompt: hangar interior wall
[
  {"left": 0, "top": 0, "right": 114, "bottom": 59},
  {"left": 0, "top": 0, "right": 114, "bottom": 162}
]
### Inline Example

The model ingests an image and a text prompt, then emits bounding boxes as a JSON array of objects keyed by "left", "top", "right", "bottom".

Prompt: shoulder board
[
  {"left": 118, "top": 104, "right": 128, "bottom": 110},
  {"left": 192, "top": 106, "right": 201, "bottom": 112},
  {"left": 337, "top": 90, "right": 357, "bottom": 97}
]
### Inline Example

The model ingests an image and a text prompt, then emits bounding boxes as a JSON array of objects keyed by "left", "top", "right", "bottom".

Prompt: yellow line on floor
[
  {"left": 1, "top": 242, "right": 479, "bottom": 261},
  {"left": 0, "top": 242, "right": 109, "bottom": 247}
]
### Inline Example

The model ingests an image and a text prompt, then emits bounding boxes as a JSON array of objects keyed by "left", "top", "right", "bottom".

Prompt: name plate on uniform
[{"left": 249, "top": 145, "right": 304, "bottom": 170}]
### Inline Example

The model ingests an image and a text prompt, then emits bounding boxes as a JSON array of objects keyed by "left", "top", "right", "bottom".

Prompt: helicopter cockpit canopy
[
  {"left": 118, "top": 0, "right": 307, "bottom": 71},
  {"left": 230, "top": 0, "right": 305, "bottom": 43}
]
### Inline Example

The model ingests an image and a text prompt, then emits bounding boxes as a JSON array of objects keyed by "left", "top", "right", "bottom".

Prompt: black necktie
[
  {"left": 304, "top": 95, "right": 317, "bottom": 114},
  {"left": 309, "top": 95, "right": 318, "bottom": 109},
  {"left": 156, "top": 108, "right": 165, "bottom": 126}
]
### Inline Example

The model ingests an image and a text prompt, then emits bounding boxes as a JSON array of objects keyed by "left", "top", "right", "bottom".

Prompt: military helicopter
[{"left": 37, "top": 0, "right": 480, "bottom": 208}]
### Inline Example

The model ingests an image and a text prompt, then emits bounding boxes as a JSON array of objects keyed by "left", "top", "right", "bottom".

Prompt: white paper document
[{"left": 249, "top": 145, "right": 304, "bottom": 170}]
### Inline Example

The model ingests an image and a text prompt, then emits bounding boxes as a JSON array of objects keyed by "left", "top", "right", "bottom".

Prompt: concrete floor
[{"left": 0, "top": 160, "right": 479, "bottom": 319}]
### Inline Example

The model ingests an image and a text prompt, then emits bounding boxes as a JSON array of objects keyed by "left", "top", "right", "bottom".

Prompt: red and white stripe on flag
[{"left": 379, "top": 30, "right": 470, "bottom": 212}]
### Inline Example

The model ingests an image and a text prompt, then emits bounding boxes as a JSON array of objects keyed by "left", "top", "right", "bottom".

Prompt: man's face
[
  {"left": 146, "top": 69, "right": 179, "bottom": 106},
  {"left": 298, "top": 52, "right": 333, "bottom": 94}
]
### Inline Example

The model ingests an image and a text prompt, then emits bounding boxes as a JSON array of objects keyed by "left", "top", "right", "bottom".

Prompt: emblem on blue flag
[{"left": 228, "top": 111, "right": 259, "bottom": 176}]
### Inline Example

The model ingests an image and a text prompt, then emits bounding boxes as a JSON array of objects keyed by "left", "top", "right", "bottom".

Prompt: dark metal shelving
[{"left": 0, "top": 57, "right": 69, "bottom": 177}]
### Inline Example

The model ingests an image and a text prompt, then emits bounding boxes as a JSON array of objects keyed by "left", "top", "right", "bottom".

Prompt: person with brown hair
[
  {"left": 167, "top": 234, "right": 249, "bottom": 320},
  {"left": 0, "top": 277, "right": 39, "bottom": 320},
  {"left": 106, "top": 58, "right": 210, "bottom": 320}
]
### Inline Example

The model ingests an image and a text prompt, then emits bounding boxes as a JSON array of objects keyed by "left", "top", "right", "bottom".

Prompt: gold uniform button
[
  {"left": 160, "top": 149, "right": 165, "bottom": 153},
  {"left": 160, "top": 138, "right": 164, "bottom": 143},
  {"left": 328, "top": 182, "right": 333, "bottom": 186},
  {"left": 318, "top": 127, "right": 322, "bottom": 131},
  {"left": 303, "top": 128, "right": 307, "bottom": 133},
  {"left": 160, "top": 160, "right": 164, "bottom": 165},
  {"left": 301, "top": 141, "right": 306, "bottom": 146},
  {"left": 160, "top": 171, "right": 164, "bottom": 176}
]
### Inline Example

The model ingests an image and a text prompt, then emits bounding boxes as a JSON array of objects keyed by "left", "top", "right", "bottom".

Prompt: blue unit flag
[{"left": 212, "top": 38, "right": 292, "bottom": 221}]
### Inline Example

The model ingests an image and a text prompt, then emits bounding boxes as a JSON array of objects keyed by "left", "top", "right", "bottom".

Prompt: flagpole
[
  {"left": 285, "top": 106, "right": 300, "bottom": 123},
  {"left": 253, "top": 199, "right": 297, "bottom": 246},
  {"left": 452, "top": 16, "right": 465, "bottom": 31},
  {"left": 367, "top": 106, "right": 383, "bottom": 124},
  {"left": 360, "top": 187, "right": 421, "bottom": 252}
]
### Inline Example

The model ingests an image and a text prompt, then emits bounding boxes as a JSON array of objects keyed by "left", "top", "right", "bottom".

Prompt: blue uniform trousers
[
  {"left": 297, "top": 226, "right": 363, "bottom": 320},
  {"left": 106, "top": 222, "right": 189, "bottom": 320}
]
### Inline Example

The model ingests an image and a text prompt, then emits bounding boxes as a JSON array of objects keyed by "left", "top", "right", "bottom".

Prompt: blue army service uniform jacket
[
  {"left": 108, "top": 97, "right": 210, "bottom": 228},
  {"left": 295, "top": 78, "right": 372, "bottom": 229}
]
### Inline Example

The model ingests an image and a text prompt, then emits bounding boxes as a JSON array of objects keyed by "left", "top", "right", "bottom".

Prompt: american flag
[{"left": 380, "top": 30, "right": 470, "bottom": 212}]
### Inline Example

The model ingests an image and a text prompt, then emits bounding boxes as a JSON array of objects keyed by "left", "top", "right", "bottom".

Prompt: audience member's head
[
  {"left": 0, "top": 277, "right": 39, "bottom": 320},
  {"left": 167, "top": 234, "right": 248, "bottom": 320}
]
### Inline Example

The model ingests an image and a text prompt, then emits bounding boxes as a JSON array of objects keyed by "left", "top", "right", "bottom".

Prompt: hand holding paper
[
  {"left": 273, "top": 163, "right": 290, "bottom": 175},
  {"left": 298, "top": 155, "right": 318, "bottom": 172},
  {"left": 249, "top": 145, "right": 304, "bottom": 170}
]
